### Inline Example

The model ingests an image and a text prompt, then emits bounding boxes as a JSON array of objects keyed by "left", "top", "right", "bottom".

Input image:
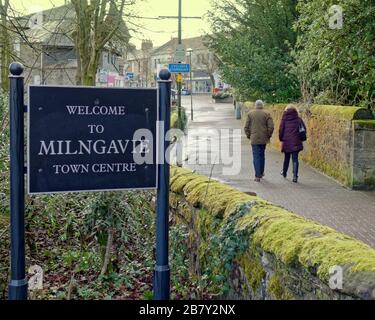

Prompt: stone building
[
  {"left": 123, "top": 40, "right": 155, "bottom": 87},
  {"left": 123, "top": 36, "right": 220, "bottom": 93},
  {"left": 12, "top": 3, "right": 129, "bottom": 87}
]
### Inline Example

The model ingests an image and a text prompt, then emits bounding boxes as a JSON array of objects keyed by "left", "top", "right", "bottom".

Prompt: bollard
[
  {"left": 8, "top": 62, "right": 28, "bottom": 300},
  {"left": 154, "top": 69, "right": 172, "bottom": 300},
  {"left": 236, "top": 101, "right": 242, "bottom": 120}
]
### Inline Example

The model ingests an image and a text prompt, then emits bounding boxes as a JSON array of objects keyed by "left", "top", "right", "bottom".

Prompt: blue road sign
[
  {"left": 28, "top": 86, "right": 158, "bottom": 194},
  {"left": 168, "top": 63, "right": 190, "bottom": 73},
  {"left": 126, "top": 72, "right": 134, "bottom": 80}
]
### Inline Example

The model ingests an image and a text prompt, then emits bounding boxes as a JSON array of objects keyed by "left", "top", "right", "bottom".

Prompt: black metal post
[
  {"left": 8, "top": 62, "right": 27, "bottom": 300},
  {"left": 154, "top": 69, "right": 172, "bottom": 300}
]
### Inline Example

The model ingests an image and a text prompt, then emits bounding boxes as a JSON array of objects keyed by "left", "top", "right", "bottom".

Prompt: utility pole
[
  {"left": 177, "top": 0, "right": 182, "bottom": 129},
  {"left": 158, "top": 1, "right": 201, "bottom": 129}
]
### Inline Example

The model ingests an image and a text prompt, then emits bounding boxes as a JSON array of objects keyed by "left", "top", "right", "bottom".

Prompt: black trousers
[{"left": 283, "top": 151, "right": 299, "bottom": 177}]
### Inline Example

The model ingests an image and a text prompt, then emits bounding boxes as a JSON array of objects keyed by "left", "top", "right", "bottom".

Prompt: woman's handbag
[{"left": 299, "top": 121, "right": 307, "bottom": 141}]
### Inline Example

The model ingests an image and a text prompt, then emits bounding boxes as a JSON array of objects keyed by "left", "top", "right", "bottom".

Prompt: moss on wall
[
  {"left": 301, "top": 155, "right": 352, "bottom": 187},
  {"left": 353, "top": 120, "right": 375, "bottom": 130},
  {"left": 237, "top": 203, "right": 375, "bottom": 280},
  {"left": 238, "top": 251, "right": 265, "bottom": 293},
  {"left": 170, "top": 167, "right": 375, "bottom": 299},
  {"left": 309, "top": 105, "right": 372, "bottom": 120},
  {"left": 268, "top": 273, "right": 293, "bottom": 300},
  {"left": 171, "top": 106, "right": 187, "bottom": 129},
  {"left": 243, "top": 102, "right": 372, "bottom": 121}
]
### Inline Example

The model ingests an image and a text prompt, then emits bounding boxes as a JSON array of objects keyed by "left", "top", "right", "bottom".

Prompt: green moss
[
  {"left": 171, "top": 107, "right": 187, "bottom": 129},
  {"left": 244, "top": 101, "right": 373, "bottom": 121},
  {"left": 170, "top": 166, "right": 375, "bottom": 296},
  {"left": 238, "top": 252, "right": 265, "bottom": 293},
  {"left": 237, "top": 203, "right": 375, "bottom": 281},
  {"left": 268, "top": 274, "right": 293, "bottom": 300},
  {"left": 170, "top": 167, "right": 258, "bottom": 218},
  {"left": 303, "top": 155, "right": 352, "bottom": 186},
  {"left": 353, "top": 120, "right": 375, "bottom": 130},
  {"left": 310, "top": 105, "right": 372, "bottom": 120}
]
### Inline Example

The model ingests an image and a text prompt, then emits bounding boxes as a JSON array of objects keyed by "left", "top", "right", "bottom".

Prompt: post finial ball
[
  {"left": 9, "top": 62, "right": 24, "bottom": 76},
  {"left": 159, "top": 69, "right": 171, "bottom": 81}
]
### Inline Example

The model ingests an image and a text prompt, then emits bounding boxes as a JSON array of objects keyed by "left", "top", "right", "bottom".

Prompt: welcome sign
[{"left": 28, "top": 86, "right": 158, "bottom": 194}]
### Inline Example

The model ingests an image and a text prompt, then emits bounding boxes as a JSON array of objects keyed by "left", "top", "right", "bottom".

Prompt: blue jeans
[
  {"left": 252, "top": 144, "right": 266, "bottom": 178},
  {"left": 283, "top": 151, "right": 299, "bottom": 177}
]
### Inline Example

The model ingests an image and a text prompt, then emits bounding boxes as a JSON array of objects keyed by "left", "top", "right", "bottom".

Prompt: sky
[{"left": 11, "top": 0, "right": 212, "bottom": 48}]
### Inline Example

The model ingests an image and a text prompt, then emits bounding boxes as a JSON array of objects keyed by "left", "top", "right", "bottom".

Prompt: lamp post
[{"left": 186, "top": 48, "right": 193, "bottom": 121}]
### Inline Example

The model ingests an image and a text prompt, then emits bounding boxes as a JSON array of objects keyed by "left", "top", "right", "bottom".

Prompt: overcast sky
[{"left": 11, "top": 0, "right": 212, "bottom": 48}]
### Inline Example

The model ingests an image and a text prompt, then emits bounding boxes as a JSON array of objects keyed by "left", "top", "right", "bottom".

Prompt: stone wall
[
  {"left": 170, "top": 167, "right": 375, "bottom": 300},
  {"left": 242, "top": 103, "right": 374, "bottom": 189},
  {"left": 352, "top": 121, "right": 375, "bottom": 189}
]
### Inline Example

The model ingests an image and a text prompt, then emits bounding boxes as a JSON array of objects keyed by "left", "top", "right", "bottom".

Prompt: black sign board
[{"left": 28, "top": 86, "right": 158, "bottom": 194}]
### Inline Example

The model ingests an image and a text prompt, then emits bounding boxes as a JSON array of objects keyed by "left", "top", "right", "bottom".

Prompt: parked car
[{"left": 181, "top": 89, "right": 191, "bottom": 96}]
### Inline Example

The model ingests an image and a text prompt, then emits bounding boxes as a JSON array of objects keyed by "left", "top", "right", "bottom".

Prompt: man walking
[{"left": 244, "top": 100, "right": 274, "bottom": 182}]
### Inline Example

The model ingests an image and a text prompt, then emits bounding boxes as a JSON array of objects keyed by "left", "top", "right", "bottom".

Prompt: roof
[
  {"left": 152, "top": 36, "right": 209, "bottom": 56},
  {"left": 15, "top": 3, "right": 130, "bottom": 50},
  {"left": 127, "top": 45, "right": 160, "bottom": 61},
  {"left": 24, "top": 19, "right": 75, "bottom": 47}
]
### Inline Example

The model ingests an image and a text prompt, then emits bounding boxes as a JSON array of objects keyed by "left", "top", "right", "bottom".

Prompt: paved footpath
[{"left": 181, "top": 95, "right": 375, "bottom": 248}]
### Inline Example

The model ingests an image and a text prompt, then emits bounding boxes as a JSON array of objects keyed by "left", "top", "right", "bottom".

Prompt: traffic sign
[
  {"left": 168, "top": 63, "right": 190, "bottom": 73},
  {"left": 174, "top": 44, "right": 186, "bottom": 63},
  {"left": 176, "top": 74, "right": 183, "bottom": 83},
  {"left": 126, "top": 72, "right": 134, "bottom": 80}
]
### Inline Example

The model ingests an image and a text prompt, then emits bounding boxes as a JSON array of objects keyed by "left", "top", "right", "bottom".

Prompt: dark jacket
[
  {"left": 279, "top": 108, "right": 306, "bottom": 153},
  {"left": 244, "top": 109, "right": 274, "bottom": 145}
]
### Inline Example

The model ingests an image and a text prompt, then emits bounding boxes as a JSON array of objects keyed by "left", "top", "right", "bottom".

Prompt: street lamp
[{"left": 186, "top": 48, "right": 193, "bottom": 121}]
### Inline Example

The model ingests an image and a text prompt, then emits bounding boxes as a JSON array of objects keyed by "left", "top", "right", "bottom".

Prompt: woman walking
[{"left": 279, "top": 105, "right": 306, "bottom": 183}]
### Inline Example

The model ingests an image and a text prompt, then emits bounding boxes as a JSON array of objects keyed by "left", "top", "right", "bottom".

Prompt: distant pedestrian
[
  {"left": 279, "top": 105, "right": 307, "bottom": 183},
  {"left": 244, "top": 100, "right": 274, "bottom": 182}
]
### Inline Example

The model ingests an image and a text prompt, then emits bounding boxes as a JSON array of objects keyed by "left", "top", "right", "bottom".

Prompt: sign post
[
  {"left": 7, "top": 62, "right": 172, "bottom": 301},
  {"left": 154, "top": 69, "right": 172, "bottom": 300},
  {"left": 8, "top": 62, "right": 28, "bottom": 300}
]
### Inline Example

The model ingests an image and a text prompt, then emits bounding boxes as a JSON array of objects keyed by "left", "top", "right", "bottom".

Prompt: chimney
[{"left": 141, "top": 40, "right": 153, "bottom": 51}]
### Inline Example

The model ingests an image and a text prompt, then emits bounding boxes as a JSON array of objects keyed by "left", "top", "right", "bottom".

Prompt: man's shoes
[
  {"left": 261, "top": 173, "right": 265, "bottom": 178},
  {"left": 254, "top": 177, "right": 261, "bottom": 182},
  {"left": 293, "top": 177, "right": 298, "bottom": 183},
  {"left": 280, "top": 171, "right": 287, "bottom": 178}
]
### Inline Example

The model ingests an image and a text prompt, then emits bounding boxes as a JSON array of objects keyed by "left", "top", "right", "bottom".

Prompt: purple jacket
[{"left": 279, "top": 108, "right": 306, "bottom": 153}]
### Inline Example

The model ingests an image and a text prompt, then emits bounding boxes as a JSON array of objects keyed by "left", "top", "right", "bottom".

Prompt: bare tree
[{"left": 71, "top": 0, "right": 133, "bottom": 85}]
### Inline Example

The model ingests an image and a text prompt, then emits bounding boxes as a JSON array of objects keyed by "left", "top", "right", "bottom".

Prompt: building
[
  {"left": 123, "top": 40, "right": 155, "bottom": 87},
  {"left": 122, "top": 36, "right": 220, "bottom": 93},
  {"left": 150, "top": 36, "right": 219, "bottom": 94},
  {"left": 13, "top": 3, "right": 129, "bottom": 87}
]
